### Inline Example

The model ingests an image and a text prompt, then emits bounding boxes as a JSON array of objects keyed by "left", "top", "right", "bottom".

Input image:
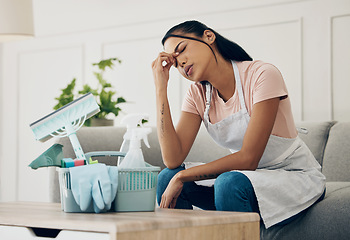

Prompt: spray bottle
[
  {"left": 118, "top": 127, "right": 152, "bottom": 169},
  {"left": 118, "top": 113, "right": 149, "bottom": 165}
]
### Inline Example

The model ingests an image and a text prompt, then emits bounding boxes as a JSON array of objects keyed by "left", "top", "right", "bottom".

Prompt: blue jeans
[
  {"left": 156, "top": 166, "right": 325, "bottom": 226},
  {"left": 156, "top": 166, "right": 258, "bottom": 212}
]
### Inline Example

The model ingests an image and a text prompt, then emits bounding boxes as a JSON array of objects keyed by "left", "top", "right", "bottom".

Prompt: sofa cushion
[
  {"left": 323, "top": 122, "right": 350, "bottom": 181},
  {"left": 295, "top": 121, "right": 335, "bottom": 166},
  {"left": 260, "top": 181, "right": 350, "bottom": 240}
]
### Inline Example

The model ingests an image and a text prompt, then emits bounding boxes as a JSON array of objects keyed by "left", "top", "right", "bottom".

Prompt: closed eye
[
  {"left": 174, "top": 45, "right": 187, "bottom": 68},
  {"left": 180, "top": 46, "right": 186, "bottom": 53}
]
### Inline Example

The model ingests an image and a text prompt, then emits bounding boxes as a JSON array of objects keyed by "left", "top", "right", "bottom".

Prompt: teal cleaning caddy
[
  {"left": 115, "top": 163, "right": 160, "bottom": 212},
  {"left": 29, "top": 93, "right": 160, "bottom": 213},
  {"left": 57, "top": 151, "right": 160, "bottom": 213}
]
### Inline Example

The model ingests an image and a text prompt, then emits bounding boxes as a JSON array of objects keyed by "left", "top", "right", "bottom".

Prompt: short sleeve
[
  {"left": 181, "top": 84, "right": 201, "bottom": 115},
  {"left": 252, "top": 63, "right": 288, "bottom": 105}
]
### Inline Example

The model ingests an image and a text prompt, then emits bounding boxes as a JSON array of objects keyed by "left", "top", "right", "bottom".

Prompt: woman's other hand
[
  {"left": 159, "top": 172, "right": 184, "bottom": 208},
  {"left": 152, "top": 52, "right": 179, "bottom": 92}
]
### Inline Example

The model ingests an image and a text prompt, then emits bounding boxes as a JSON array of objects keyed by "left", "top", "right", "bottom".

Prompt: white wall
[
  {"left": 0, "top": 0, "right": 349, "bottom": 202},
  {"left": 0, "top": 44, "right": 3, "bottom": 201}
]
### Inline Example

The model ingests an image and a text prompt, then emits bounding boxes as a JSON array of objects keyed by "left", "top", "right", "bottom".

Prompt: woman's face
[{"left": 163, "top": 33, "right": 215, "bottom": 82}]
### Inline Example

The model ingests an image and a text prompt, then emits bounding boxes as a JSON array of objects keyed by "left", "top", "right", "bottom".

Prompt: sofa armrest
[
  {"left": 296, "top": 121, "right": 336, "bottom": 166},
  {"left": 323, "top": 122, "right": 350, "bottom": 181}
]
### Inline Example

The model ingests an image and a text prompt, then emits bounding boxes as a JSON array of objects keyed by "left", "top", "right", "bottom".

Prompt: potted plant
[{"left": 53, "top": 57, "right": 126, "bottom": 126}]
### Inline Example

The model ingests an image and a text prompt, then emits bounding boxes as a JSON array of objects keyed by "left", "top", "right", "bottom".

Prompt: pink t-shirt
[{"left": 181, "top": 60, "right": 298, "bottom": 138}]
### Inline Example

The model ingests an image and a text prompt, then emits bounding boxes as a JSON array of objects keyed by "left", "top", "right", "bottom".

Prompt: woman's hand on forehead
[{"left": 160, "top": 51, "right": 179, "bottom": 68}]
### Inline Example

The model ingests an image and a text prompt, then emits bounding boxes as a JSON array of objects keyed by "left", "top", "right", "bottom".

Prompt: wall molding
[
  {"left": 0, "top": 45, "right": 3, "bottom": 200},
  {"left": 329, "top": 13, "right": 350, "bottom": 120},
  {"left": 299, "top": 17, "right": 305, "bottom": 120},
  {"left": 14, "top": 44, "right": 85, "bottom": 200}
]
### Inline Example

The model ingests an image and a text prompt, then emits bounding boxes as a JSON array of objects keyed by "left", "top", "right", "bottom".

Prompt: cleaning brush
[{"left": 30, "top": 93, "right": 100, "bottom": 160}]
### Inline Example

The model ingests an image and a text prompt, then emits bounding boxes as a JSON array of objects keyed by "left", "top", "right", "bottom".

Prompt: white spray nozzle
[
  {"left": 143, "top": 135, "right": 150, "bottom": 148},
  {"left": 142, "top": 128, "right": 152, "bottom": 148},
  {"left": 130, "top": 127, "right": 152, "bottom": 149}
]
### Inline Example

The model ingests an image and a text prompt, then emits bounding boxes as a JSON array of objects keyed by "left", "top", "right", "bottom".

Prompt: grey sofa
[{"left": 51, "top": 121, "right": 350, "bottom": 240}]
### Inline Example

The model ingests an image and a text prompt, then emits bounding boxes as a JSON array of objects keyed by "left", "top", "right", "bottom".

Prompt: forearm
[
  {"left": 156, "top": 90, "right": 184, "bottom": 168},
  {"left": 152, "top": 51, "right": 197, "bottom": 169},
  {"left": 176, "top": 151, "right": 257, "bottom": 183}
]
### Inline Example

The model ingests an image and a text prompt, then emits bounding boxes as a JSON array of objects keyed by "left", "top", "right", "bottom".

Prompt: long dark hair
[{"left": 162, "top": 20, "right": 253, "bottom": 62}]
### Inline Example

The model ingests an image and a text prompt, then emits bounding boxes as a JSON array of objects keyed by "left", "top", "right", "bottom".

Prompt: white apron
[{"left": 186, "top": 61, "right": 326, "bottom": 228}]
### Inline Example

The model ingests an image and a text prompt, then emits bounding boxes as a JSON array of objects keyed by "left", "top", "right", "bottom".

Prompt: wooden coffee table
[{"left": 0, "top": 202, "right": 260, "bottom": 240}]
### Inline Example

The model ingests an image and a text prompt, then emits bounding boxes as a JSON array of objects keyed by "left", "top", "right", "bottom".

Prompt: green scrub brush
[{"left": 29, "top": 144, "right": 64, "bottom": 169}]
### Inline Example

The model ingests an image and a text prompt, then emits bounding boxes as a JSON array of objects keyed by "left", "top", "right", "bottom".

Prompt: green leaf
[
  {"left": 84, "top": 118, "right": 92, "bottom": 127},
  {"left": 53, "top": 79, "right": 76, "bottom": 110},
  {"left": 94, "top": 72, "right": 112, "bottom": 89},
  {"left": 111, "top": 107, "right": 121, "bottom": 117},
  {"left": 78, "top": 84, "right": 98, "bottom": 95},
  {"left": 53, "top": 57, "right": 127, "bottom": 124},
  {"left": 62, "top": 78, "right": 76, "bottom": 94},
  {"left": 92, "top": 57, "right": 122, "bottom": 71},
  {"left": 99, "top": 90, "right": 114, "bottom": 107},
  {"left": 94, "top": 72, "right": 103, "bottom": 82},
  {"left": 116, "top": 97, "right": 126, "bottom": 104}
]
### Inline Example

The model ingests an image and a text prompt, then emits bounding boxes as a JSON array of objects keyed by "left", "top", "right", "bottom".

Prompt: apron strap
[
  {"left": 204, "top": 61, "right": 246, "bottom": 118},
  {"left": 232, "top": 61, "right": 247, "bottom": 111},
  {"left": 204, "top": 83, "right": 212, "bottom": 117}
]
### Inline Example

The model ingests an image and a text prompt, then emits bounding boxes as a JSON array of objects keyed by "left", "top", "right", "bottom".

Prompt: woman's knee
[
  {"left": 214, "top": 171, "right": 256, "bottom": 212},
  {"left": 215, "top": 171, "right": 251, "bottom": 192},
  {"left": 158, "top": 166, "right": 185, "bottom": 187}
]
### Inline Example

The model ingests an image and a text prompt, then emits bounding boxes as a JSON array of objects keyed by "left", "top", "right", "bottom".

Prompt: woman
[{"left": 151, "top": 20, "right": 325, "bottom": 228}]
